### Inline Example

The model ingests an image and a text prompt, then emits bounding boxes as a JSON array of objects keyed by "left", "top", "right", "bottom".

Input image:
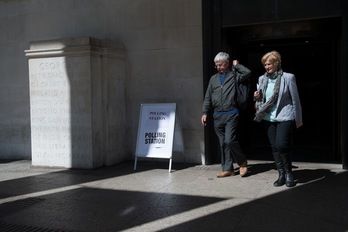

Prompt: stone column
[{"left": 25, "top": 37, "right": 126, "bottom": 169}]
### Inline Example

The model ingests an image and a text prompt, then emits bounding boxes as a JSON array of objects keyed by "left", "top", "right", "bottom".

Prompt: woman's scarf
[{"left": 253, "top": 70, "right": 283, "bottom": 122}]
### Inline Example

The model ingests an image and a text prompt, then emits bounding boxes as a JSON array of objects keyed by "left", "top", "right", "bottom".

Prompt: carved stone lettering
[
  {"left": 27, "top": 37, "right": 126, "bottom": 169},
  {"left": 29, "top": 56, "right": 92, "bottom": 168}
]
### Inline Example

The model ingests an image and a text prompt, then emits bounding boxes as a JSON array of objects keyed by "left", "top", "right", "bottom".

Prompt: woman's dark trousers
[{"left": 264, "top": 120, "right": 295, "bottom": 187}]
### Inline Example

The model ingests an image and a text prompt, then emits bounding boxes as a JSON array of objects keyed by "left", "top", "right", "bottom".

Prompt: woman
[{"left": 254, "top": 51, "right": 303, "bottom": 187}]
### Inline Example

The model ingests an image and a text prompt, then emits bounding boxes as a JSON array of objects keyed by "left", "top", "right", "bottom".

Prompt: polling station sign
[
  {"left": 135, "top": 103, "right": 177, "bottom": 158},
  {"left": 134, "top": 103, "right": 184, "bottom": 172}
]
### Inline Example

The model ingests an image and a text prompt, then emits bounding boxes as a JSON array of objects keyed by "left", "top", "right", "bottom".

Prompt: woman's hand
[
  {"left": 254, "top": 91, "right": 261, "bottom": 100},
  {"left": 296, "top": 122, "right": 303, "bottom": 128}
]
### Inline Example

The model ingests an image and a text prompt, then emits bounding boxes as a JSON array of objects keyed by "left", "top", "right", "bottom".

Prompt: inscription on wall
[{"left": 29, "top": 57, "right": 92, "bottom": 167}]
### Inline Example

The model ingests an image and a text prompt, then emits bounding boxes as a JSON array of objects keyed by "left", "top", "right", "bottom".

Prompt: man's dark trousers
[{"left": 213, "top": 113, "right": 246, "bottom": 171}]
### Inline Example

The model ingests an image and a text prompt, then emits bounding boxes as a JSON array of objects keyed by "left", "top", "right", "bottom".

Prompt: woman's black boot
[
  {"left": 285, "top": 172, "right": 295, "bottom": 187},
  {"left": 281, "top": 153, "right": 295, "bottom": 187},
  {"left": 273, "top": 152, "right": 285, "bottom": 187},
  {"left": 274, "top": 170, "right": 286, "bottom": 187}
]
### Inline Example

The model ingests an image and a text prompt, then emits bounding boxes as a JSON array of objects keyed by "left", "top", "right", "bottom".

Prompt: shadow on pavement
[{"left": 0, "top": 160, "right": 346, "bottom": 231}]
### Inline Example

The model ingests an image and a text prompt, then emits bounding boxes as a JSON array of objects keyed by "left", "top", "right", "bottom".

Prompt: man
[{"left": 201, "top": 52, "right": 251, "bottom": 178}]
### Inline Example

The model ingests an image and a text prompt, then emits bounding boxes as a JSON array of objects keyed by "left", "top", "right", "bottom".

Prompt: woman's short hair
[
  {"left": 214, "top": 52, "right": 230, "bottom": 63},
  {"left": 261, "top": 51, "right": 282, "bottom": 69}
]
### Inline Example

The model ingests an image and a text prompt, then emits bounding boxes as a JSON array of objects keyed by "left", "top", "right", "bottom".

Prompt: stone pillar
[{"left": 25, "top": 37, "right": 126, "bottom": 169}]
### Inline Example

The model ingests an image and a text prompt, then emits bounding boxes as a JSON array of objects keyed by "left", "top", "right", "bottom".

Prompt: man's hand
[{"left": 201, "top": 115, "right": 207, "bottom": 126}]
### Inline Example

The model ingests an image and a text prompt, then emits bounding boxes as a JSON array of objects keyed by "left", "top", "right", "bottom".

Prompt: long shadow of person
[
  {"left": 240, "top": 162, "right": 275, "bottom": 177},
  {"left": 293, "top": 168, "right": 337, "bottom": 184},
  {"left": 240, "top": 162, "right": 337, "bottom": 187}
]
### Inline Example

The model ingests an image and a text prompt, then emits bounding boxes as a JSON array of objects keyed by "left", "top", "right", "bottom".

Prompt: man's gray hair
[{"left": 214, "top": 52, "right": 230, "bottom": 63}]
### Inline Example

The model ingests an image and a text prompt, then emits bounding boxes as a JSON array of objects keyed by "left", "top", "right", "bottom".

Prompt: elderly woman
[{"left": 254, "top": 51, "right": 303, "bottom": 187}]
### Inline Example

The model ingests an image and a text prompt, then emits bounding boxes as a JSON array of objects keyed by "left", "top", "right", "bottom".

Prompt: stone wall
[{"left": 0, "top": 0, "right": 204, "bottom": 165}]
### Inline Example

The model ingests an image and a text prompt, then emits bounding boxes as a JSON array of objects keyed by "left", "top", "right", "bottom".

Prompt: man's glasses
[{"left": 214, "top": 62, "right": 228, "bottom": 69}]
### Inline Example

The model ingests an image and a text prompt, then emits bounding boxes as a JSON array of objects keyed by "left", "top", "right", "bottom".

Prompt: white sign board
[{"left": 134, "top": 103, "right": 184, "bottom": 172}]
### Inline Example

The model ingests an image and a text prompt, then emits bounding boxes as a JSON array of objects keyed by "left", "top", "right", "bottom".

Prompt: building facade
[
  {"left": 0, "top": 0, "right": 204, "bottom": 165},
  {"left": 0, "top": 0, "right": 347, "bottom": 169}
]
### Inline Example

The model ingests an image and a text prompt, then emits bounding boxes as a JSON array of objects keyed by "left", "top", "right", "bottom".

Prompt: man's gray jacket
[{"left": 202, "top": 64, "right": 251, "bottom": 114}]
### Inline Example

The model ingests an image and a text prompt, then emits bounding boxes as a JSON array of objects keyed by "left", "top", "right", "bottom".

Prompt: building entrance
[{"left": 209, "top": 18, "right": 341, "bottom": 164}]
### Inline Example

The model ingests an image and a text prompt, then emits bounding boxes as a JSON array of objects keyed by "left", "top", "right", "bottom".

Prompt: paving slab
[{"left": 0, "top": 159, "right": 346, "bottom": 232}]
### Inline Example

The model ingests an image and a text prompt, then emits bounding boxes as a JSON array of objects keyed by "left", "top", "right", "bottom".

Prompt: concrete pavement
[{"left": 0, "top": 159, "right": 347, "bottom": 232}]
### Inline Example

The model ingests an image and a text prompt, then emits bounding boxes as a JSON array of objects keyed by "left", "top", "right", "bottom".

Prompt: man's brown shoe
[
  {"left": 217, "top": 171, "right": 234, "bottom": 178},
  {"left": 239, "top": 166, "right": 248, "bottom": 177}
]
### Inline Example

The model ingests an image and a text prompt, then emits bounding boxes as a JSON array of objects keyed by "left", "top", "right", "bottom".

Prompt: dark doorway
[{"left": 207, "top": 18, "right": 341, "bottom": 164}]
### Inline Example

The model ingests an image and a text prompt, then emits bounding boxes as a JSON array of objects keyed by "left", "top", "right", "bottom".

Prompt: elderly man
[{"left": 201, "top": 52, "right": 251, "bottom": 178}]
